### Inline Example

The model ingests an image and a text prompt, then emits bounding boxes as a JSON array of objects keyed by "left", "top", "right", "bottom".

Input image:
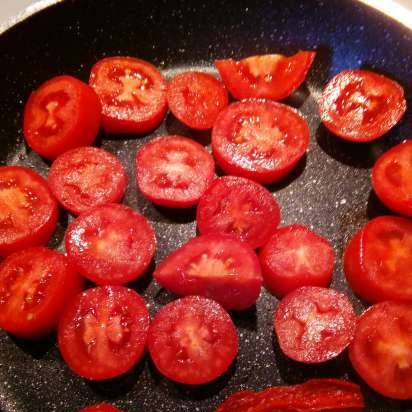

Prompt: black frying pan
[{"left": 0, "top": 0, "right": 411, "bottom": 411}]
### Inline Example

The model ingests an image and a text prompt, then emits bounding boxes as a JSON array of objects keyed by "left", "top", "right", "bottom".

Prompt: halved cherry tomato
[
  {"left": 148, "top": 295, "right": 238, "bottom": 385},
  {"left": 344, "top": 216, "right": 412, "bottom": 303},
  {"left": 23, "top": 75, "right": 101, "bottom": 160},
  {"left": 372, "top": 140, "right": 412, "bottom": 216},
  {"left": 48, "top": 147, "right": 127, "bottom": 215},
  {"left": 0, "top": 247, "right": 83, "bottom": 338},
  {"left": 89, "top": 56, "right": 167, "bottom": 134},
  {"left": 215, "top": 51, "right": 315, "bottom": 101},
  {"left": 212, "top": 100, "right": 310, "bottom": 184},
  {"left": 58, "top": 286, "right": 150, "bottom": 380},
  {"left": 196, "top": 175, "right": 281, "bottom": 248},
  {"left": 78, "top": 404, "right": 122, "bottom": 412},
  {"left": 65, "top": 204, "right": 156, "bottom": 285},
  {"left": 319, "top": 70, "right": 406, "bottom": 142},
  {"left": 136, "top": 135, "right": 215, "bottom": 208},
  {"left": 0, "top": 166, "right": 58, "bottom": 257},
  {"left": 349, "top": 301, "right": 412, "bottom": 400},
  {"left": 259, "top": 225, "right": 334, "bottom": 297},
  {"left": 153, "top": 234, "right": 262, "bottom": 310},
  {"left": 166, "top": 71, "right": 228, "bottom": 130},
  {"left": 274, "top": 286, "right": 357, "bottom": 363}
]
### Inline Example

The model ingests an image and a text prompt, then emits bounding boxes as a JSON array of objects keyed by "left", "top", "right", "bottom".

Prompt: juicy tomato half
[
  {"left": 212, "top": 100, "right": 310, "bottom": 184},
  {"left": 89, "top": 56, "right": 167, "bottom": 134},
  {"left": 0, "top": 247, "right": 83, "bottom": 338},
  {"left": 148, "top": 295, "right": 238, "bottom": 385},
  {"left": 215, "top": 51, "right": 316, "bottom": 101},
  {"left": 372, "top": 140, "right": 412, "bottom": 217},
  {"left": 349, "top": 301, "right": 412, "bottom": 400},
  {"left": 23, "top": 75, "right": 101, "bottom": 160},
  {"left": 0, "top": 166, "right": 58, "bottom": 257},
  {"left": 196, "top": 175, "right": 281, "bottom": 248},
  {"left": 48, "top": 146, "right": 127, "bottom": 215},
  {"left": 136, "top": 135, "right": 215, "bottom": 208},
  {"left": 77, "top": 404, "right": 123, "bottom": 412},
  {"left": 65, "top": 204, "right": 156, "bottom": 285},
  {"left": 344, "top": 215, "right": 412, "bottom": 303},
  {"left": 319, "top": 69, "right": 406, "bottom": 142},
  {"left": 154, "top": 233, "right": 262, "bottom": 310},
  {"left": 274, "top": 286, "right": 357, "bottom": 363},
  {"left": 259, "top": 224, "right": 334, "bottom": 297},
  {"left": 166, "top": 71, "right": 228, "bottom": 130},
  {"left": 58, "top": 286, "right": 150, "bottom": 380}
]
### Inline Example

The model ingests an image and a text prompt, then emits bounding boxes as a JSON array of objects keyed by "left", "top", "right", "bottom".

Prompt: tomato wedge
[
  {"left": 78, "top": 404, "right": 122, "bottom": 412},
  {"left": 215, "top": 51, "right": 315, "bottom": 101},
  {"left": 58, "top": 286, "right": 150, "bottom": 380},
  {"left": 89, "top": 56, "right": 167, "bottom": 134},
  {"left": 48, "top": 146, "right": 127, "bottom": 215},
  {"left": 0, "top": 166, "right": 58, "bottom": 257},
  {"left": 349, "top": 301, "right": 412, "bottom": 400},
  {"left": 212, "top": 100, "right": 310, "bottom": 184},
  {"left": 153, "top": 234, "right": 262, "bottom": 310},
  {"left": 274, "top": 286, "right": 357, "bottom": 363},
  {"left": 23, "top": 75, "right": 101, "bottom": 160},
  {"left": 319, "top": 70, "right": 406, "bottom": 142},
  {"left": 148, "top": 296, "right": 238, "bottom": 385}
]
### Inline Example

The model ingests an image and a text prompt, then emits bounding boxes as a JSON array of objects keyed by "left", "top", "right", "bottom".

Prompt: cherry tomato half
[{"left": 77, "top": 404, "right": 123, "bottom": 412}]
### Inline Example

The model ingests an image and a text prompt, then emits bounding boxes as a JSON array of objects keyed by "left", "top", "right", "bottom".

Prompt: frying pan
[{"left": 0, "top": 0, "right": 411, "bottom": 411}]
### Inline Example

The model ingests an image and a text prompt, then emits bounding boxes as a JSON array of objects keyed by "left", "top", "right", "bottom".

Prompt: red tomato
[
  {"left": 215, "top": 51, "right": 316, "bottom": 101},
  {"left": 372, "top": 140, "right": 412, "bottom": 216},
  {"left": 65, "top": 204, "right": 156, "bottom": 285},
  {"left": 147, "top": 295, "right": 238, "bottom": 384},
  {"left": 349, "top": 301, "right": 412, "bottom": 400},
  {"left": 274, "top": 286, "right": 357, "bottom": 363},
  {"left": 166, "top": 71, "right": 228, "bottom": 130},
  {"left": 319, "top": 70, "right": 406, "bottom": 142},
  {"left": 196, "top": 176, "right": 281, "bottom": 248},
  {"left": 344, "top": 216, "right": 412, "bottom": 303},
  {"left": 259, "top": 225, "right": 334, "bottom": 297},
  {"left": 153, "top": 234, "right": 262, "bottom": 310},
  {"left": 136, "top": 135, "right": 215, "bottom": 208},
  {"left": 48, "top": 147, "right": 127, "bottom": 215},
  {"left": 0, "top": 247, "right": 82, "bottom": 338},
  {"left": 23, "top": 75, "right": 101, "bottom": 160},
  {"left": 212, "top": 100, "right": 310, "bottom": 184},
  {"left": 0, "top": 166, "right": 58, "bottom": 257},
  {"left": 58, "top": 286, "right": 150, "bottom": 380},
  {"left": 89, "top": 56, "right": 167, "bottom": 134},
  {"left": 78, "top": 404, "right": 122, "bottom": 412}
]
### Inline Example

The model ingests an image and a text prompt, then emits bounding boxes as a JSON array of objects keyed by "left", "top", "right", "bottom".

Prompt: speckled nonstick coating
[{"left": 0, "top": 0, "right": 411, "bottom": 411}]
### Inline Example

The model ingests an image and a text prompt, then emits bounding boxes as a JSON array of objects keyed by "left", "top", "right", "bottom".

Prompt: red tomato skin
[
  {"left": 215, "top": 51, "right": 316, "bottom": 101},
  {"left": 0, "top": 247, "right": 83, "bottom": 338},
  {"left": 23, "top": 75, "right": 101, "bottom": 160},
  {"left": 259, "top": 224, "right": 334, "bottom": 297},
  {"left": 0, "top": 166, "right": 59, "bottom": 257},
  {"left": 77, "top": 404, "right": 122, "bottom": 412}
]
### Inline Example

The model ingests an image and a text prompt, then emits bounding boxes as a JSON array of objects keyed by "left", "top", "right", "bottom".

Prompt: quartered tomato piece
[
  {"left": 166, "top": 71, "right": 228, "bottom": 130},
  {"left": 0, "top": 166, "right": 58, "bottom": 257},
  {"left": 136, "top": 135, "right": 215, "bottom": 208},
  {"left": 259, "top": 225, "right": 334, "bottom": 297},
  {"left": 372, "top": 140, "right": 412, "bottom": 216},
  {"left": 65, "top": 204, "right": 156, "bottom": 285},
  {"left": 212, "top": 100, "right": 310, "bottom": 184},
  {"left": 344, "top": 216, "right": 412, "bottom": 303},
  {"left": 58, "top": 286, "right": 150, "bottom": 380},
  {"left": 196, "top": 176, "right": 281, "bottom": 248},
  {"left": 148, "top": 296, "right": 238, "bottom": 384},
  {"left": 215, "top": 51, "right": 315, "bottom": 101},
  {"left": 349, "top": 301, "right": 412, "bottom": 400},
  {"left": 78, "top": 404, "right": 122, "bottom": 412},
  {"left": 274, "top": 286, "right": 357, "bottom": 363},
  {"left": 48, "top": 147, "right": 127, "bottom": 215},
  {"left": 89, "top": 56, "right": 167, "bottom": 134},
  {"left": 154, "top": 234, "right": 262, "bottom": 310},
  {"left": 23, "top": 75, "right": 101, "bottom": 160},
  {"left": 0, "top": 247, "right": 82, "bottom": 338},
  {"left": 319, "top": 70, "right": 406, "bottom": 142}
]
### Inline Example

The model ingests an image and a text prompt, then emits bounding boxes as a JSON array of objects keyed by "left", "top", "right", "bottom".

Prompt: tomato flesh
[{"left": 78, "top": 404, "right": 122, "bottom": 412}]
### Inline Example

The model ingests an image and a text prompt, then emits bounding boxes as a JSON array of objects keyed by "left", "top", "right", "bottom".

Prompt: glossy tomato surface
[{"left": 77, "top": 404, "right": 122, "bottom": 412}]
